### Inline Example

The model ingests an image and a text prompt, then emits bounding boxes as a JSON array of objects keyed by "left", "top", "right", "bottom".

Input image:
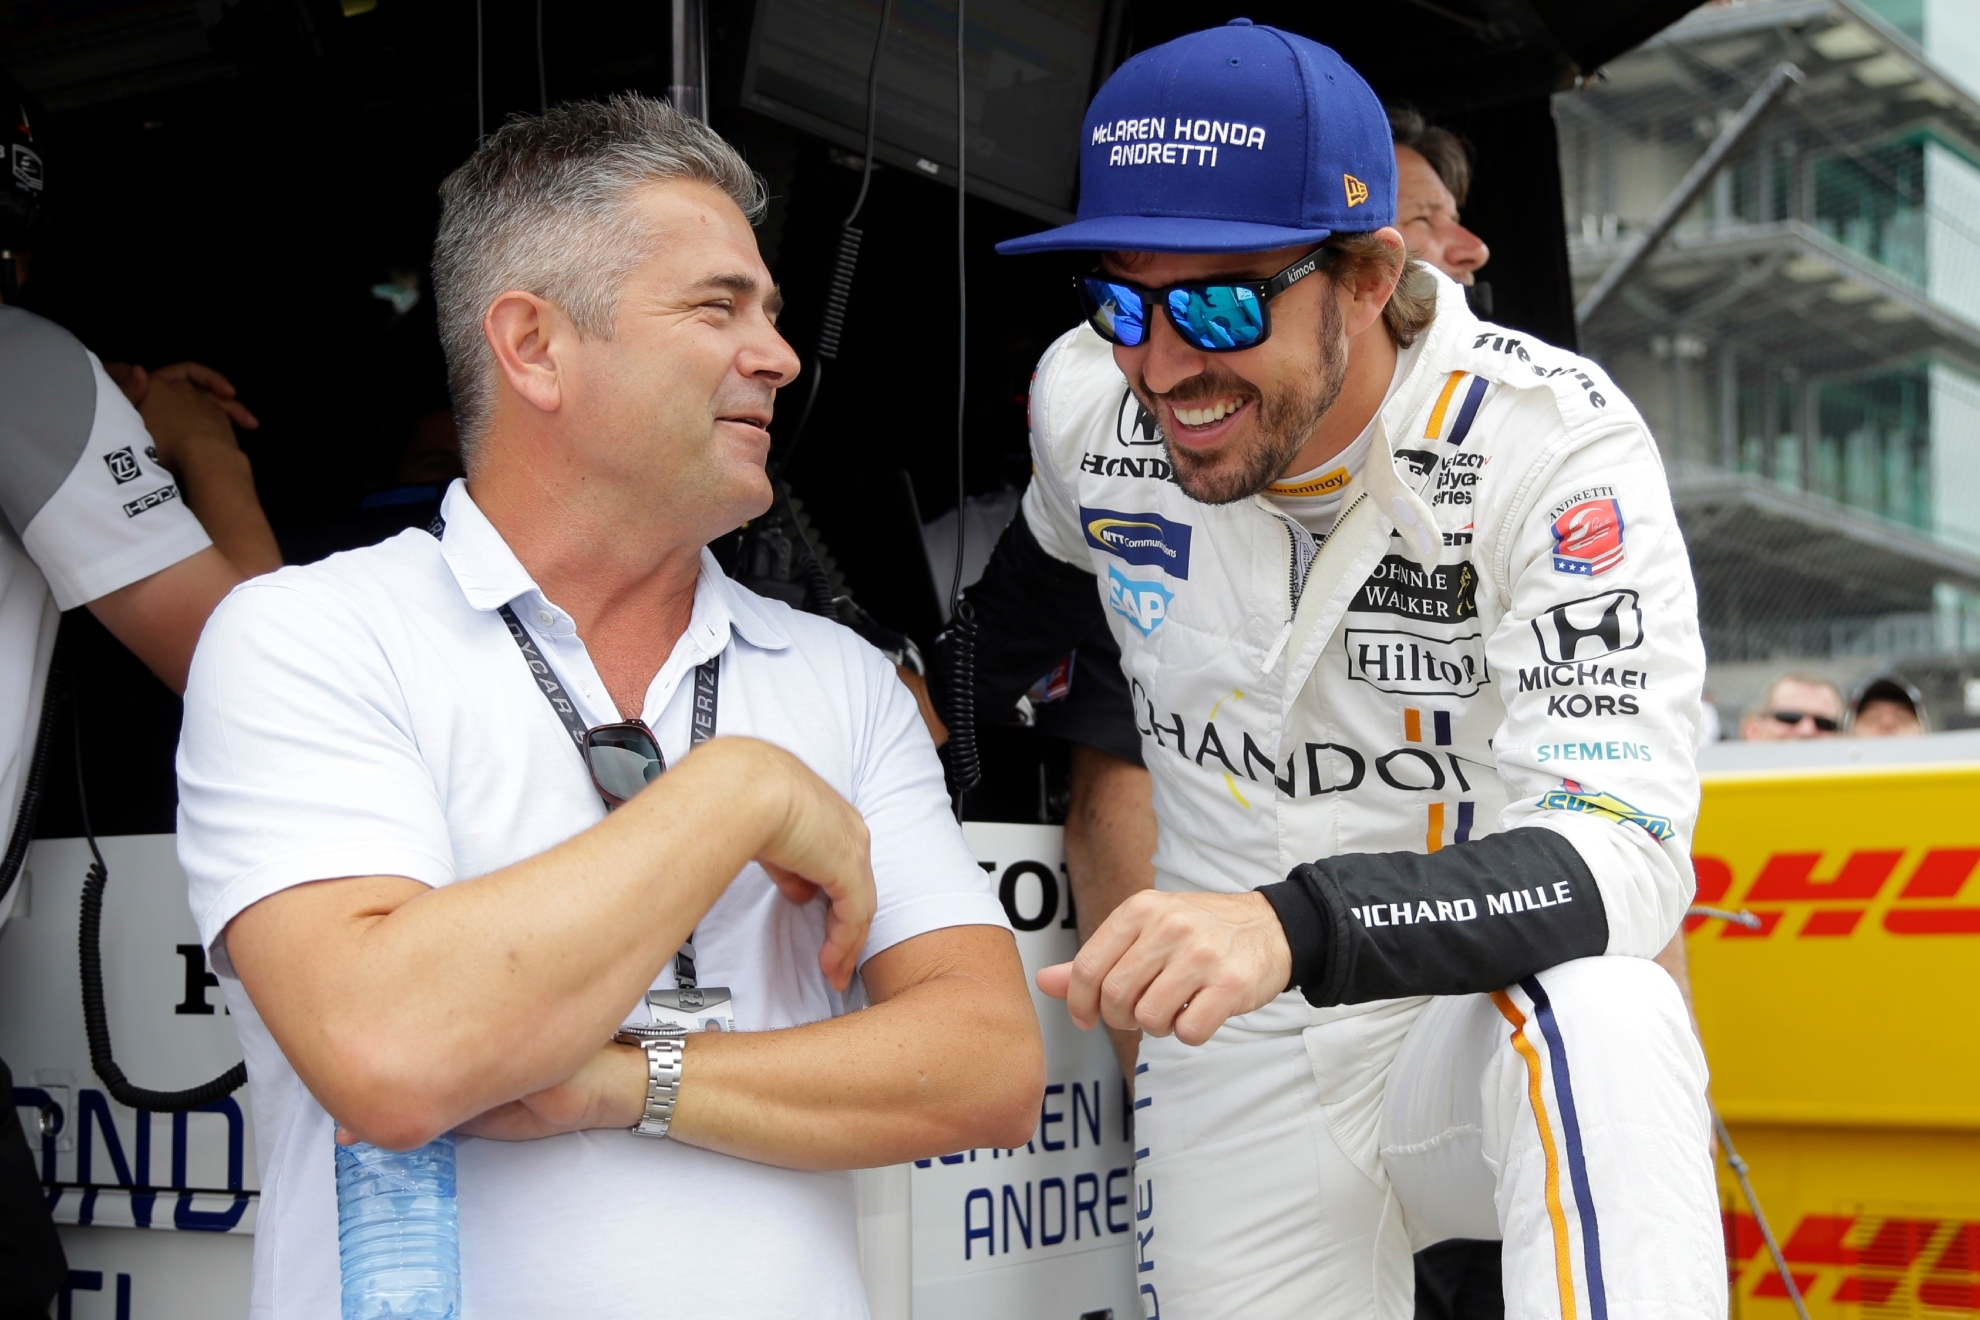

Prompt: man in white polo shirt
[{"left": 174, "top": 95, "right": 1043, "bottom": 1319}]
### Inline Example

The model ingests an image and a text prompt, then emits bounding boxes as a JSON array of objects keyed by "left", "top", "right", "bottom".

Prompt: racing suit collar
[{"left": 1269, "top": 271, "right": 1476, "bottom": 572}]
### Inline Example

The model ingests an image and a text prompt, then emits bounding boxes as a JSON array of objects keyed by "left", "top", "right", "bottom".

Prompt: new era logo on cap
[{"left": 997, "top": 19, "right": 1396, "bottom": 256}]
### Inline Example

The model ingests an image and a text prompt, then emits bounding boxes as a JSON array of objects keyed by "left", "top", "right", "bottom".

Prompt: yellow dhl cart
[{"left": 1690, "top": 731, "right": 1980, "bottom": 1317}]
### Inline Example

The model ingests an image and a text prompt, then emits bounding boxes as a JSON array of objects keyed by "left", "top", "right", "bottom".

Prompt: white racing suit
[{"left": 952, "top": 269, "right": 1723, "bottom": 1317}]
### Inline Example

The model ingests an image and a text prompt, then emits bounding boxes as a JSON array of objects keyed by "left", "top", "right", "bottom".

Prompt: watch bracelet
[{"left": 614, "top": 1026, "right": 686, "bottom": 1138}]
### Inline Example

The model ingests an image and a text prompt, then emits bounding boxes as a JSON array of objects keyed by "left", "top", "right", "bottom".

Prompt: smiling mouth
[{"left": 1169, "top": 396, "right": 1250, "bottom": 430}]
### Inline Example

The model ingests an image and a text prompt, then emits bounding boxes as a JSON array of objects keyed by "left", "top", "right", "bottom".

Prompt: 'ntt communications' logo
[{"left": 1081, "top": 506, "right": 1192, "bottom": 579}]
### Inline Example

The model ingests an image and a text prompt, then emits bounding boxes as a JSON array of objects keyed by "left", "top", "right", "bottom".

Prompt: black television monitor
[{"left": 741, "top": 0, "right": 1115, "bottom": 223}]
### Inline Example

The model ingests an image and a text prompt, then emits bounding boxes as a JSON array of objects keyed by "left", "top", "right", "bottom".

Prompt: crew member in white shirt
[
  {"left": 1, "top": 70, "right": 282, "bottom": 1312},
  {"left": 174, "top": 94, "right": 1044, "bottom": 1319}
]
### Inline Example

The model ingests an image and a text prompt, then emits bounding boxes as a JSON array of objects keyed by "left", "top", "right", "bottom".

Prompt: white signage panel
[
  {"left": 4, "top": 828, "right": 1143, "bottom": 1319},
  {"left": 903, "top": 823, "right": 1141, "bottom": 1320}
]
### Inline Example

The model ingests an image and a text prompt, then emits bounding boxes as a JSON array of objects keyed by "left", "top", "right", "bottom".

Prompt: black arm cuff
[
  {"left": 933, "top": 510, "right": 1103, "bottom": 719},
  {"left": 1258, "top": 828, "right": 1610, "bottom": 1006}
]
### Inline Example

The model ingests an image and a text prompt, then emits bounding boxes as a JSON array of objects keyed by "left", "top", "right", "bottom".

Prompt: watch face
[{"left": 647, "top": 986, "right": 735, "bottom": 1033}]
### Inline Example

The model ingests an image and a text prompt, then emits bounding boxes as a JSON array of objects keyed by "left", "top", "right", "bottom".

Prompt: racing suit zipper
[
  {"left": 1261, "top": 493, "right": 1366, "bottom": 674},
  {"left": 1263, "top": 513, "right": 1318, "bottom": 672},
  {"left": 1278, "top": 514, "right": 1317, "bottom": 614}
]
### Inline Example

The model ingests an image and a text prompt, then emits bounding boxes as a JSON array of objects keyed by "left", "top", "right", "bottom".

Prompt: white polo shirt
[
  {"left": 0, "top": 306, "right": 211, "bottom": 922},
  {"left": 175, "top": 480, "right": 1007, "bottom": 1320}
]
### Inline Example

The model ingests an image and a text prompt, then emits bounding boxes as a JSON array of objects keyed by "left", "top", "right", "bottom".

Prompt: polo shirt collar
[{"left": 434, "top": 479, "right": 791, "bottom": 653}]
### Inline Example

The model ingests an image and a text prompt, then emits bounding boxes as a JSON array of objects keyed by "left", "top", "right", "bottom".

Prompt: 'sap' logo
[
  {"left": 1082, "top": 505, "right": 1192, "bottom": 579},
  {"left": 1108, "top": 566, "right": 1173, "bottom": 636}
]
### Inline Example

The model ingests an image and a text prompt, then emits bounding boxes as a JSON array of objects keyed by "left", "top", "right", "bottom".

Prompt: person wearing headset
[
  {"left": 943, "top": 24, "right": 1720, "bottom": 1318},
  {"left": 0, "top": 70, "right": 282, "bottom": 1315}
]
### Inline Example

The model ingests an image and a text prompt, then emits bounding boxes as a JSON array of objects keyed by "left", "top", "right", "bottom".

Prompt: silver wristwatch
[{"left": 613, "top": 1024, "right": 688, "bottom": 1139}]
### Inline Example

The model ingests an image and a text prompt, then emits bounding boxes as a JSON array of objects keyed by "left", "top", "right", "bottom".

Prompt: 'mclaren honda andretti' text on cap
[{"left": 996, "top": 18, "right": 1395, "bottom": 256}]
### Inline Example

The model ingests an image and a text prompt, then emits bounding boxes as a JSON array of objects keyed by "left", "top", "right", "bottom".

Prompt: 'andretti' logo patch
[
  {"left": 1081, "top": 506, "right": 1192, "bottom": 579},
  {"left": 1549, "top": 488, "right": 1625, "bottom": 576}
]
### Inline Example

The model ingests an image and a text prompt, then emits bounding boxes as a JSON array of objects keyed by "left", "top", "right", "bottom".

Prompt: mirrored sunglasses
[{"left": 1075, "top": 246, "right": 1333, "bottom": 353}]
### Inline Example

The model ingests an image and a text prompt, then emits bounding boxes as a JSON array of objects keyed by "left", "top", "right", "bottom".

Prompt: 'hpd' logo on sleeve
[
  {"left": 1082, "top": 506, "right": 1192, "bottom": 579},
  {"left": 1108, "top": 566, "right": 1174, "bottom": 636}
]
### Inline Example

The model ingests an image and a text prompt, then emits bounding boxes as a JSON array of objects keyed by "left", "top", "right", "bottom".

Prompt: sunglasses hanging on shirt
[{"left": 492, "top": 594, "right": 736, "bottom": 1033}]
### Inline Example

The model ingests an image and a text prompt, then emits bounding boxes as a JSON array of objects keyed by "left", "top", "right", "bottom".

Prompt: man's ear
[
  {"left": 484, "top": 290, "right": 570, "bottom": 416},
  {"left": 1342, "top": 227, "right": 1408, "bottom": 337}
]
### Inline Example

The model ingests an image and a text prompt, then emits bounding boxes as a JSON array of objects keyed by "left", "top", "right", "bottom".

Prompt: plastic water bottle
[{"left": 334, "top": 1135, "right": 461, "bottom": 1319}]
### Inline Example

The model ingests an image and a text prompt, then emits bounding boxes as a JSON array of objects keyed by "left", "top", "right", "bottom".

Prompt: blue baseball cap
[{"left": 996, "top": 19, "right": 1395, "bottom": 256}]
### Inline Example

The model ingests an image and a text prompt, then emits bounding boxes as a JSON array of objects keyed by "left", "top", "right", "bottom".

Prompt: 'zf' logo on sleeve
[{"left": 103, "top": 447, "right": 141, "bottom": 485}]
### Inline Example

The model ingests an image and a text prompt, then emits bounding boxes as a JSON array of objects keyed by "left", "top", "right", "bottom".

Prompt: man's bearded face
[{"left": 1126, "top": 280, "right": 1349, "bottom": 506}]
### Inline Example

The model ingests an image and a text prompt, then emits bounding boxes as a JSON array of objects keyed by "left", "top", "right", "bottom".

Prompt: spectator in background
[
  {"left": 1740, "top": 673, "right": 1845, "bottom": 740},
  {"left": 1388, "top": 105, "right": 1491, "bottom": 289},
  {"left": 1852, "top": 675, "right": 1927, "bottom": 737}
]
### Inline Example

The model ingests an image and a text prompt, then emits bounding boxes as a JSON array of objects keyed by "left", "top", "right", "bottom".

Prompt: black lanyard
[
  {"left": 495, "top": 602, "right": 720, "bottom": 762},
  {"left": 437, "top": 497, "right": 724, "bottom": 992},
  {"left": 494, "top": 603, "right": 721, "bottom": 990}
]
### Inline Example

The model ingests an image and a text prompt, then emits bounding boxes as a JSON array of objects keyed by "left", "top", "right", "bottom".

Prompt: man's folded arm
[
  {"left": 224, "top": 736, "right": 875, "bottom": 1151},
  {"left": 667, "top": 923, "right": 1043, "bottom": 1169},
  {"left": 462, "top": 637, "right": 1047, "bottom": 1165},
  {"left": 1258, "top": 826, "right": 1610, "bottom": 1006}
]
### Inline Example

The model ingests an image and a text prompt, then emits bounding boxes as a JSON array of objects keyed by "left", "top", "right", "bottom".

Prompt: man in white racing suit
[{"left": 946, "top": 20, "right": 1723, "bottom": 1319}]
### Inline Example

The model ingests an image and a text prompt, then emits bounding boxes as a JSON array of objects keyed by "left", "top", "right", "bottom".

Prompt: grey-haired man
[{"left": 176, "top": 96, "right": 1043, "bottom": 1319}]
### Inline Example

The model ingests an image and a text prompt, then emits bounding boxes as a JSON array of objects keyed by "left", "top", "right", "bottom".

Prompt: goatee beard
[{"left": 1149, "top": 295, "right": 1349, "bottom": 506}]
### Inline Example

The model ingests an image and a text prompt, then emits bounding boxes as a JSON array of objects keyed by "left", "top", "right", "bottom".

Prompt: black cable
[
  {"left": 843, "top": 0, "right": 893, "bottom": 232},
  {"left": 944, "top": 0, "right": 981, "bottom": 804},
  {"left": 772, "top": 0, "right": 892, "bottom": 481},
  {"left": 949, "top": 0, "right": 967, "bottom": 620},
  {"left": 535, "top": 0, "right": 547, "bottom": 112},
  {"left": 798, "top": 549, "right": 837, "bottom": 616},
  {"left": 73, "top": 704, "right": 247, "bottom": 1113}
]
